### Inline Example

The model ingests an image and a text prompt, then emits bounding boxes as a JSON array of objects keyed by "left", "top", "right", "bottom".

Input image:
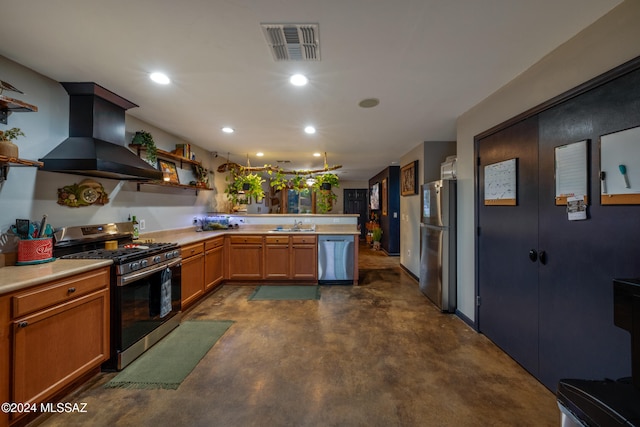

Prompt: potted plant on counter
[{"left": 0, "top": 127, "right": 25, "bottom": 158}]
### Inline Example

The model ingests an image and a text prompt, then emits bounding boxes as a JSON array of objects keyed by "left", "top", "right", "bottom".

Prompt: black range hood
[{"left": 39, "top": 82, "right": 163, "bottom": 181}]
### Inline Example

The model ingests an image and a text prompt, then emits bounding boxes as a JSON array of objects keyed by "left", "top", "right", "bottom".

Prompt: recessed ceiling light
[
  {"left": 150, "top": 72, "right": 170, "bottom": 85},
  {"left": 313, "top": 152, "right": 321, "bottom": 157},
  {"left": 221, "top": 127, "right": 234, "bottom": 133},
  {"left": 256, "top": 152, "right": 264, "bottom": 157},
  {"left": 304, "top": 126, "right": 316, "bottom": 134},
  {"left": 358, "top": 98, "right": 380, "bottom": 108},
  {"left": 290, "top": 74, "right": 308, "bottom": 86}
]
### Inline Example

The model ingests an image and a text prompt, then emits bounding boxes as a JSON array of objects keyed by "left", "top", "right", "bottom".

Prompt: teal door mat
[
  {"left": 248, "top": 285, "right": 320, "bottom": 301},
  {"left": 104, "top": 320, "right": 233, "bottom": 390}
]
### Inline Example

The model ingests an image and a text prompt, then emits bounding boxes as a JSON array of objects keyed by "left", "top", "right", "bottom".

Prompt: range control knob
[
  {"left": 153, "top": 255, "right": 162, "bottom": 263},
  {"left": 140, "top": 259, "right": 148, "bottom": 268},
  {"left": 173, "top": 250, "right": 180, "bottom": 258},
  {"left": 129, "top": 262, "right": 140, "bottom": 271},
  {"left": 165, "top": 252, "right": 173, "bottom": 259}
]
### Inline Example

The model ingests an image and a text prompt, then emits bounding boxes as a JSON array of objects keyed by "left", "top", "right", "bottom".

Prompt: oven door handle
[{"left": 117, "top": 258, "right": 182, "bottom": 287}]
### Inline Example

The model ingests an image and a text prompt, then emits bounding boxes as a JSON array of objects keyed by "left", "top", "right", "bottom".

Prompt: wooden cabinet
[
  {"left": 264, "top": 236, "right": 290, "bottom": 279},
  {"left": 291, "top": 235, "right": 317, "bottom": 280},
  {"left": 227, "top": 234, "right": 319, "bottom": 282},
  {"left": 204, "top": 237, "right": 224, "bottom": 291},
  {"left": 9, "top": 267, "right": 109, "bottom": 423},
  {"left": 181, "top": 242, "right": 204, "bottom": 309},
  {"left": 227, "top": 235, "right": 263, "bottom": 280}
]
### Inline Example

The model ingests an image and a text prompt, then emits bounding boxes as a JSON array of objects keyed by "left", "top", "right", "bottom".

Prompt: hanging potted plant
[
  {"left": 316, "top": 173, "right": 339, "bottom": 190},
  {"left": 226, "top": 170, "right": 265, "bottom": 204},
  {"left": 312, "top": 173, "right": 339, "bottom": 214},
  {"left": 268, "top": 169, "right": 289, "bottom": 191},
  {"left": 241, "top": 172, "right": 266, "bottom": 200},
  {"left": 131, "top": 130, "right": 158, "bottom": 165},
  {"left": 290, "top": 175, "right": 307, "bottom": 193},
  {"left": 0, "top": 127, "right": 25, "bottom": 158}
]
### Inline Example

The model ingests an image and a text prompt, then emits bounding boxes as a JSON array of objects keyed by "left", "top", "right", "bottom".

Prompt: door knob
[
  {"left": 539, "top": 250, "right": 547, "bottom": 265},
  {"left": 528, "top": 249, "right": 538, "bottom": 262}
]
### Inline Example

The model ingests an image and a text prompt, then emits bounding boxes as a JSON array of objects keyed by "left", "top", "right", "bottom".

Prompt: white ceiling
[{"left": 0, "top": 0, "right": 621, "bottom": 181}]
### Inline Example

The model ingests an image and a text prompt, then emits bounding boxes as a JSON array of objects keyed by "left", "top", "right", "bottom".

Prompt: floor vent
[{"left": 261, "top": 23, "right": 320, "bottom": 61}]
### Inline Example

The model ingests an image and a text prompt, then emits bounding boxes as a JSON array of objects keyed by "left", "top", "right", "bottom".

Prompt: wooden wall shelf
[
  {"left": 0, "top": 95, "right": 38, "bottom": 124},
  {"left": 0, "top": 155, "right": 42, "bottom": 182},
  {"left": 129, "top": 145, "right": 201, "bottom": 168},
  {"left": 0, "top": 155, "right": 43, "bottom": 167},
  {"left": 136, "top": 181, "right": 211, "bottom": 195}
]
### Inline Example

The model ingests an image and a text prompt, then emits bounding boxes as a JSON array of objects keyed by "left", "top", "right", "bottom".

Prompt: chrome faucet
[{"left": 293, "top": 220, "right": 303, "bottom": 230}]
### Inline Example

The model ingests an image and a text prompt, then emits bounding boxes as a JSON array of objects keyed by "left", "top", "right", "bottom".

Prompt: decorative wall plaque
[{"left": 57, "top": 179, "right": 109, "bottom": 207}]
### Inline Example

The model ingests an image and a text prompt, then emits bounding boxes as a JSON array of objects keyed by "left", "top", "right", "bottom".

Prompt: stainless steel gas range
[{"left": 53, "top": 222, "right": 182, "bottom": 370}]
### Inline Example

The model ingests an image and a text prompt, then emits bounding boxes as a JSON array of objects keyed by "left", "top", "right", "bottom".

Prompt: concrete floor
[{"left": 32, "top": 245, "right": 559, "bottom": 427}]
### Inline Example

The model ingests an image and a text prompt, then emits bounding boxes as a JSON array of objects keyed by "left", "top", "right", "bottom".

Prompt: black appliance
[
  {"left": 39, "top": 82, "right": 163, "bottom": 181},
  {"left": 557, "top": 279, "right": 640, "bottom": 426},
  {"left": 53, "top": 222, "right": 181, "bottom": 370}
]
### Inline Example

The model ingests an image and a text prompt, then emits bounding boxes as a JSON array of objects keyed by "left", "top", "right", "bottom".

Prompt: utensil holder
[{"left": 17, "top": 237, "right": 55, "bottom": 265}]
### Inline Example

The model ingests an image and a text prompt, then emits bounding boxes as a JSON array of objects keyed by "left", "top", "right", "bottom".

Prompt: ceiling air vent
[{"left": 261, "top": 24, "right": 320, "bottom": 61}]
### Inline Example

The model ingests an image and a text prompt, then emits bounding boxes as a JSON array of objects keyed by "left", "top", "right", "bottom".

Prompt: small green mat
[
  {"left": 105, "top": 320, "right": 233, "bottom": 390},
  {"left": 248, "top": 285, "right": 320, "bottom": 301}
]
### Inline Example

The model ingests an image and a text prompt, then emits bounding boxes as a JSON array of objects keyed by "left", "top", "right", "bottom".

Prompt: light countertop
[
  {"left": 141, "top": 225, "right": 359, "bottom": 246},
  {"left": 0, "top": 225, "right": 359, "bottom": 295},
  {"left": 0, "top": 259, "right": 112, "bottom": 296}
]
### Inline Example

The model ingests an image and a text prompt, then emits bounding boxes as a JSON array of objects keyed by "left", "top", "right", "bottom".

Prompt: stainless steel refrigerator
[{"left": 419, "top": 180, "right": 456, "bottom": 312}]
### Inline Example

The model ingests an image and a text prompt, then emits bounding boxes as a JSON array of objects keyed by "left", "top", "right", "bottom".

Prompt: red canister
[{"left": 17, "top": 238, "right": 54, "bottom": 265}]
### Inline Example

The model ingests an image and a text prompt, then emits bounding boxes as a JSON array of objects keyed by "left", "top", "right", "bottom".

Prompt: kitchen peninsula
[{"left": 141, "top": 214, "right": 361, "bottom": 309}]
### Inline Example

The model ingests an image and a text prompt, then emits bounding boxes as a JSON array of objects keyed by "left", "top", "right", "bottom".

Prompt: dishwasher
[{"left": 318, "top": 235, "right": 354, "bottom": 284}]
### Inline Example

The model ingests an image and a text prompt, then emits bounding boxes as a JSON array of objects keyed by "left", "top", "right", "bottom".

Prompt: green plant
[
  {"left": 290, "top": 175, "right": 307, "bottom": 193},
  {"left": 269, "top": 170, "right": 289, "bottom": 191},
  {"left": 372, "top": 227, "right": 383, "bottom": 242},
  {"left": 310, "top": 173, "right": 339, "bottom": 213},
  {"left": 0, "top": 127, "right": 25, "bottom": 141},
  {"left": 225, "top": 170, "right": 265, "bottom": 204},
  {"left": 131, "top": 130, "right": 157, "bottom": 164},
  {"left": 315, "top": 173, "right": 339, "bottom": 190},
  {"left": 192, "top": 163, "right": 209, "bottom": 186}
]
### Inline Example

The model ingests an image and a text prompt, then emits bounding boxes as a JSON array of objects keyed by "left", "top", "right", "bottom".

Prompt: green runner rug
[
  {"left": 248, "top": 285, "right": 320, "bottom": 301},
  {"left": 105, "top": 320, "right": 234, "bottom": 390}
]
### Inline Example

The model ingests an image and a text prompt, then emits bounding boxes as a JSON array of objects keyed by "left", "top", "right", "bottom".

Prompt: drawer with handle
[
  {"left": 181, "top": 242, "right": 204, "bottom": 258},
  {"left": 12, "top": 267, "right": 109, "bottom": 318}
]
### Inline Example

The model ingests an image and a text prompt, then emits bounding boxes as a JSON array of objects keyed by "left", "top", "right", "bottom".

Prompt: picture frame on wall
[
  {"left": 382, "top": 178, "right": 388, "bottom": 216},
  {"left": 401, "top": 160, "right": 418, "bottom": 196},
  {"left": 370, "top": 182, "right": 380, "bottom": 210},
  {"left": 158, "top": 160, "right": 180, "bottom": 184}
]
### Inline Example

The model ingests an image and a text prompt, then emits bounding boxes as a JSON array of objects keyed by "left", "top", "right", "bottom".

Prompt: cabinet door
[
  {"left": 291, "top": 245, "right": 317, "bottom": 280},
  {"left": 181, "top": 252, "right": 204, "bottom": 308},
  {"left": 264, "top": 236, "right": 290, "bottom": 279},
  {"left": 292, "top": 236, "right": 317, "bottom": 280},
  {"left": 12, "top": 289, "right": 109, "bottom": 407},
  {"left": 477, "top": 116, "right": 540, "bottom": 377},
  {"left": 205, "top": 246, "right": 224, "bottom": 291},
  {"left": 228, "top": 236, "right": 263, "bottom": 280}
]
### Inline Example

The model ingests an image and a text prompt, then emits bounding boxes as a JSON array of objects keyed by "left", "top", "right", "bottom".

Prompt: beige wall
[
  {"left": 399, "top": 144, "right": 424, "bottom": 276},
  {"left": 455, "top": 0, "right": 640, "bottom": 322}
]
